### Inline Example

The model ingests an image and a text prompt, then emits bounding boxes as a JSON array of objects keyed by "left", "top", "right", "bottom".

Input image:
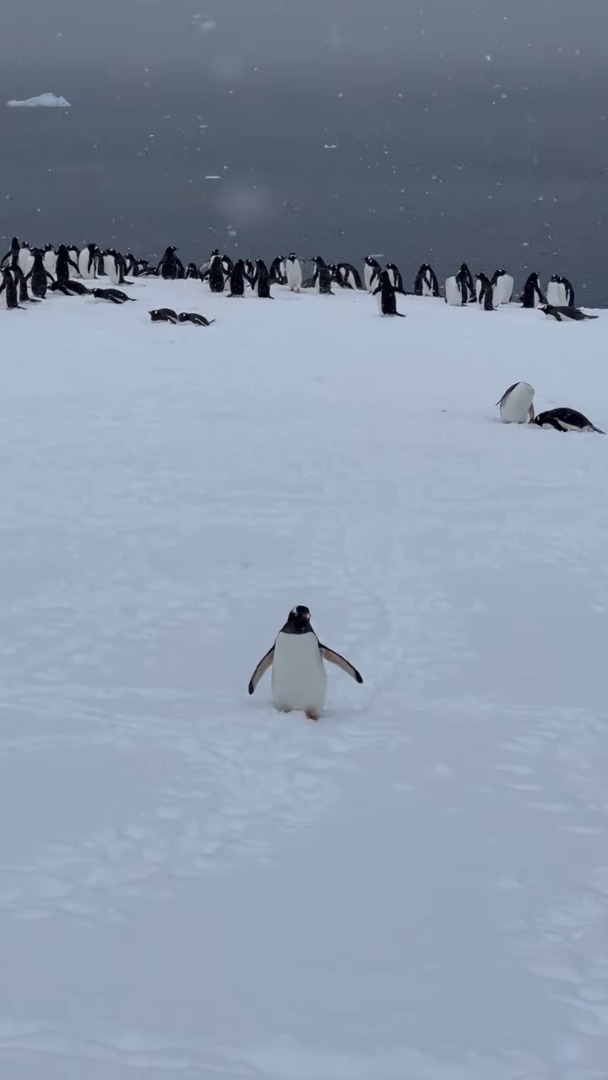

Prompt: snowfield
[{"left": 0, "top": 278, "right": 607, "bottom": 1080}]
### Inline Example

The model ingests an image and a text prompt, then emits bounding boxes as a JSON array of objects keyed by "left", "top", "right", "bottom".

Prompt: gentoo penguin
[
  {"left": 104, "top": 249, "right": 128, "bottom": 286},
  {"left": 26, "top": 248, "right": 55, "bottom": 298},
  {"left": 78, "top": 243, "right": 99, "bottom": 279},
  {"left": 312, "top": 256, "right": 334, "bottom": 295},
  {"left": 200, "top": 249, "right": 220, "bottom": 279},
  {"left": 385, "top": 262, "right": 405, "bottom": 292},
  {"left": 1, "top": 237, "right": 20, "bottom": 269},
  {"left": 496, "top": 382, "right": 535, "bottom": 424},
  {"left": 363, "top": 255, "right": 382, "bottom": 292},
  {"left": 445, "top": 263, "right": 475, "bottom": 306},
  {"left": 178, "top": 311, "right": 215, "bottom": 326},
  {"left": 373, "top": 269, "right": 405, "bottom": 317},
  {"left": 0, "top": 269, "right": 24, "bottom": 309},
  {"left": 220, "top": 254, "right": 234, "bottom": 278},
  {"left": 157, "top": 245, "right": 184, "bottom": 280},
  {"left": 491, "top": 269, "right": 514, "bottom": 305},
  {"left": 476, "top": 273, "right": 495, "bottom": 311},
  {"left": 149, "top": 308, "right": 179, "bottom": 323},
  {"left": 18, "top": 243, "right": 33, "bottom": 277},
  {"left": 91, "top": 287, "right": 135, "bottom": 304},
  {"left": 208, "top": 255, "right": 226, "bottom": 293},
  {"left": 67, "top": 245, "right": 81, "bottom": 274},
  {"left": 337, "top": 262, "right": 363, "bottom": 290},
  {"left": 546, "top": 274, "right": 575, "bottom": 308},
  {"left": 43, "top": 244, "right": 58, "bottom": 277},
  {"left": 248, "top": 605, "right": 363, "bottom": 721},
  {"left": 244, "top": 259, "right": 256, "bottom": 287},
  {"left": 285, "top": 253, "right": 303, "bottom": 292},
  {"left": 414, "top": 263, "right": 440, "bottom": 297},
  {"left": 185, "top": 262, "right": 200, "bottom": 280},
  {"left": 269, "top": 256, "right": 287, "bottom": 285},
  {"left": 228, "top": 259, "right": 246, "bottom": 297},
  {"left": 254, "top": 259, "right": 273, "bottom": 298},
  {"left": 520, "top": 272, "right": 546, "bottom": 309},
  {"left": 531, "top": 408, "right": 604, "bottom": 434},
  {"left": 53, "top": 279, "right": 91, "bottom": 296},
  {"left": 12, "top": 264, "right": 36, "bottom": 304},
  {"left": 540, "top": 304, "right": 598, "bottom": 322}
]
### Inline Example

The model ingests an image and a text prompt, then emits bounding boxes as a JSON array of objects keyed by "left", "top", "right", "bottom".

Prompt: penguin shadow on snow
[{"left": 248, "top": 605, "right": 363, "bottom": 723}]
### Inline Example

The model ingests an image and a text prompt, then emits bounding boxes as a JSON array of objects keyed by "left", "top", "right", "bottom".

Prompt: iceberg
[{"left": 7, "top": 93, "right": 71, "bottom": 108}]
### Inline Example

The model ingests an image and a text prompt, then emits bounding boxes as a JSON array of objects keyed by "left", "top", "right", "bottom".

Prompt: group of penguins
[
  {"left": 1, "top": 236, "right": 599, "bottom": 324},
  {"left": 496, "top": 380, "right": 603, "bottom": 434}
]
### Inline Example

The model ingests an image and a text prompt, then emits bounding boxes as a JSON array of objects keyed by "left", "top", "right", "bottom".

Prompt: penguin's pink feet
[{"left": 305, "top": 710, "right": 319, "bottom": 722}]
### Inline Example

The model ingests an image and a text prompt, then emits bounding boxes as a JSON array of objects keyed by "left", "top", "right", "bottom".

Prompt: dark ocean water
[{"left": 2, "top": 60, "right": 608, "bottom": 304}]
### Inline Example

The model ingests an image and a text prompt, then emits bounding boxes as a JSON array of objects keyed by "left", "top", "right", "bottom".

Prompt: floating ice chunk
[{"left": 7, "top": 93, "right": 71, "bottom": 108}]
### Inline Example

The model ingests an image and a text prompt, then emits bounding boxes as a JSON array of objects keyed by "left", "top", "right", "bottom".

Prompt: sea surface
[{"left": 1, "top": 61, "right": 607, "bottom": 303}]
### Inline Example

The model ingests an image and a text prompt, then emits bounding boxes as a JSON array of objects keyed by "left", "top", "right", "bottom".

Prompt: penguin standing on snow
[
  {"left": 1, "top": 237, "right": 20, "bottom": 269},
  {"left": 248, "top": 605, "right": 363, "bottom": 722},
  {"left": 208, "top": 254, "right": 226, "bottom": 293},
  {"left": 285, "top": 253, "right": 303, "bottom": 292},
  {"left": 312, "top": 256, "right": 334, "bottom": 295},
  {"left": 228, "top": 259, "right": 246, "bottom": 297},
  {"left": 531, "top": 408, "right": 604, "bottom": 433},
  {"left": 269, "top": 255, "right": 287, "bottom": 285},
  {"left": 373, "top": 269, "right": 405, "bottom": 316},
  {"left": 26, "top": 249, "right": 55, "bottom": 298},
  {"left": 546, "top": 274, "right": 575, "bottom": 308},
  {"left": 414, "top": 263, "right": 440, "bottom": 297},
  {"left": 491, "top": 269, "right": 514, "bottom": 305},
  {"left": 520, "top": 272, "right": 546, "bottom": 309},
  {"left": 157, "top": 245, "right": 184, "bottom": 280},
  {"left": 254, "top": 259, "right": 274, "bottom": 298},
  {"left": 476, "top": 273, "right": 495, "bottom": 311},
  {"left": 0, "top": 269, "right": 24, "bottom": 309},
  {"left": 78, "top": 243, "right": 99, "bottom": 279},
  {"left": 495, "top": 382, "right": 535, "bottom": 424},
  {"left": 55, "top": 244, "right": 79, "bottom": 285},
  {"left": 445, "top": 263, "right": 476, "bottom": 306},
  {"left": 337, "top": 262, "right": 364, "bottom": 290},
  {"left": 363, "top": 255, "right": 382, "bottom": 292}
]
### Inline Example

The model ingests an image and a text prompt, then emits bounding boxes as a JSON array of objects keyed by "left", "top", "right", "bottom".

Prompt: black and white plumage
[
  {"left": 540, "top": 305, "right": 598, "bottom": 323},
  {"left": 177, "top": 311, "right": 215, "bottom": 326},
  {"left": 26, "top": 249, "right": 55, "bottom": 298},
  {"left": 248, "top": 605, "right": 363, "bottom": 721},
  {"left": 546, "top": 275, "right": 575, "bottom": 308},
  {"left": 285, "top": 253, "right": 303, "bottom": 292},
  {"left": 414, "top": 263, "right": 440, "bottom": 297},
  {"left": 228, "top": 259, "right": 247, "bottom": 297},
  {"left": 91, "top": 287, "right": 135, "bottom": 304},
  {"left": 520, "top": 272, "right": 546, "bottom": 309},
  {"left": 269, "top": 256, "right": 287, "bottom": 285},
  {"left": 491, "top": 269, "right": 514, "bottom": 305},
  {"left": 149, "top": 308, "right": 179, "bottom": 323},
  {"left": 373, "top": 269, "right": 405, "bottom": 317},
  {"left": 312, "top": 256, "right": 334, "bottom": 295},
  {"left": 495, "top": 382, "right": 535, "bottom": 424},
  {"left": 531, "top": 408, "right": 604, "bottom": 434},
  {"left": 254, "top": 260, "right": 274, "bottom": 298},
  {"left": 385, "top": 262, "right": 404, "bottom": 292},
  {"left": 476, "top": 273, "right": 495, "bottom": 311},
  {"left": 0, "top": 268, "right": 24, "bottom": 309},
  {"left": 157, "top": 246, "right": 184, "bottom": 280},
  {"left": 445, "top": 263, "right": 476, "bottom": 306},
  {"left": 363, "top": 256, "right": 382, "bottom": 293}
]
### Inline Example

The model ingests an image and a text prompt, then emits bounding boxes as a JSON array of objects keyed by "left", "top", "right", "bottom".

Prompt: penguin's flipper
[
  {"left": 248, "top": 646, "right": 275, "bottom": 694},
  {"left": 320, "top": 645, "right": 363, "bottom": 684}
]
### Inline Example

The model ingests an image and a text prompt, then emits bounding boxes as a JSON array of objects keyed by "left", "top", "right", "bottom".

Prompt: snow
[
  {"left": 1, "top": 278, "right": 607, "bottom": 1079},
  {"left": 6, "top": 93, "right": 71, "bottom": 108}
]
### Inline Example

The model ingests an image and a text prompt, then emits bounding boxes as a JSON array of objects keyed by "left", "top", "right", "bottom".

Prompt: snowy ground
[{"left": 1, "top": 278, "right": 607, "bottom": 1080}]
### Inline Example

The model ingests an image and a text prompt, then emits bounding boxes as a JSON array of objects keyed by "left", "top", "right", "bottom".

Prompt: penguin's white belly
[
  {"left": 44, "top": 252, "right": 57, "bottom": 275},
  {"left": 496, "top": 274, "right": 514, "bottom": 304},
  {"left": 500, "top": 381, "right": 535, "bottom": 424},
  {"left": 271, "top": 632, "right": 327, "bottom": 713},
  {"left": 444, "top": 275, "right": 461, "bottom": 306},
  {"left": 107, "top": 260, "right": 119, "bottom": 285},
  {"left": 286, "top": 263, "right": 302, "bottom": 290},
  {"left": 546, "top": 281, "right": 566, "bottom": 306}
]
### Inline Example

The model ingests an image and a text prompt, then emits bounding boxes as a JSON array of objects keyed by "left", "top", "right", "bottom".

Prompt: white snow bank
[{"left": 7, "top": 92, "right": 71, "bottom": 108}]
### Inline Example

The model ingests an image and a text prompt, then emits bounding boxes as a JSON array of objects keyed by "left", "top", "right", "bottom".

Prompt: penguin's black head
[{"left": 286, "top": 605, "right": 312, "bottom": 633}]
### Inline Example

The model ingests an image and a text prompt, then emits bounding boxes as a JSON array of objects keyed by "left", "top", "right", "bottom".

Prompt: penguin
[
  {"left": 78, "top": 243, "right": 99, "bottom": 279},
  {"left": 157, "top": 245, "right": 184, "bottom": 280},
  {"left": 244, "top": 259, "right": 257, "bottom": 288},
  {"left": 26, "top": 248, "right": 55, "bottom": 298},
  {"left": 491, "top": 269, "right": 514, "bottom": 305},
  {"left": 337, "top": 262, "right": 363, "bottom": 290},
  {"left": 1, "top": 236, "right": 20, "bottom": 269},
  {"left": 247, "top": 605, "right": 363, "bottom": 721},
  {"left": 12, "top": 264, "right": 37, "bottom": 304},
  {"left": 43, "top": 244, "right": 58, "bottom": 277},
  {"left": 220, "top": 254, "right": 234, "bottom": 278},
  {"left": 228, "top": 259, "right": 247, "bottom": 297},
  {"left": 312, "top": 256, "right": 334, "bottom": 295},
  {"left": 208, "top": 255, "right": 226, "bottom": 294},
  {"left": 476, "top": 273, "right": 495, "bottom": 311},
  {"left": 125, "top": 253, "right": 139, "bottom": 277},
  {"left": 445, "top": 263, "right": 476, "bottom": 306},
  {"left": 0, "top": 268, "right": 25, "bottom": 309},
  {"left": 67, "top": 245, "right": 81, "bottom": 274},
  {"left": 495, "top": 382, "right": 535, "bottom": 424},
  {"left": 285, "top": 253, "right": 303, "bottom": 292},
  {"left": 363, "top": 255, "right": 382, "bottom": 293},
  {"left": 385, "top": 262, "right": 405, "bottom": 292},
  {"left": 520, "top": 272, "right": 546, "bottom": 309},
  {"left": 185, "top": 262, "right": 200, "bottom": 280},
  {"left": 254, "top": 259, "right": 273, "bottom": 298},
  {"left": 540, "top": 304, "right": 598, "bottom": 322},
  {"left": 177, "top": 311, "right": 215, "bottom": 326},
  {"left": 18, "top": 243, "right": 33, "bottom": 277},
  {"left": 200, "top": 249, "right": 220, "bottom": 279},
  {"left": 414, "top": 263, "right": 440, "bottom": 297},
  {"left": 149, "top": 308, "right": 179, "bottom": 323},
  {"left": 373, "top": 269, "right": 405, "bottom": 317},
  {"left": 57, "top": 280, "right": 91, "bottom": 296},
  {"left": 91, "top": 287, "right": 135, "bottom": 304},
  {"left": 104, "top": 250, "right": 121, "bottom": 286},
  {"left": 531, "top": 408, "right": 604, "bottom": 434},
  {"left": 269, "top": 256, "right": 287, "bottom": 285},
  {"left": 546, "top": 275, "right": 575, "bottom": 308}
]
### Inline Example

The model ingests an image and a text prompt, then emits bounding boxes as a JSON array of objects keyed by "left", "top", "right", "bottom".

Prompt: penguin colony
[{"left": 1, "top": 237, "right": 603, "bottom": 719}]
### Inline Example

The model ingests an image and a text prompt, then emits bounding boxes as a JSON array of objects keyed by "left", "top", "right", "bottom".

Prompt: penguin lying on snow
[
  {"left": 540, "top": 304, "right": 598, "bottom": 322},
  {"left": 92, "top": 288, "right": 135, "bottom": 304},
  {"left": 531, "top": 408, "right": 604, "bottom": 434},
  {"left": 149, "top": 308, "right": 178, "bottom": 323},
  {"left": 248, "top": 605, "right": 363, "bottom": 722},
  {"left": 178, "top": 311, "right": 215, "bottom": 326},
  {"left": 496, "top": 381, "right": 535, "bottom": 424}
]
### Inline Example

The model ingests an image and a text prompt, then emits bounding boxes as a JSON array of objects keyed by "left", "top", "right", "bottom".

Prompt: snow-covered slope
[{"left": 0, "top": 280, "right": 607, "bottom": 1079}]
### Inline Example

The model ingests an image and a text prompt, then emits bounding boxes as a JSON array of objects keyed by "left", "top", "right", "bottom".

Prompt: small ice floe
[{"left": 7, "top": 93, "right": 71, "bottom": 108}]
